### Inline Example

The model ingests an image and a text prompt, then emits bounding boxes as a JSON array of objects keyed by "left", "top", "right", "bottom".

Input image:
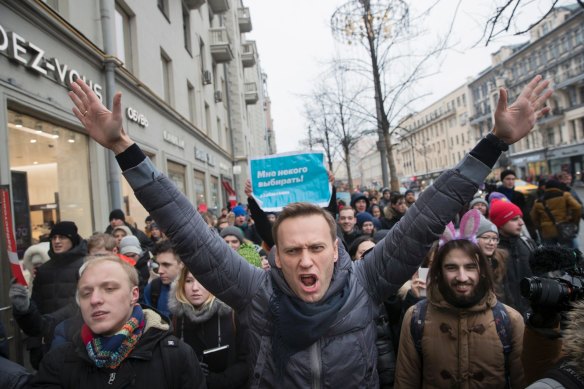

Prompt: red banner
[{"left": 1, "top": 186, "right": 27, "bottom": 286}]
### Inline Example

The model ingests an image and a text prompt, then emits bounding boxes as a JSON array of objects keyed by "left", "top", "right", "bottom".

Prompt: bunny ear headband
[{"left": 439, "top": 209, "right": 481, "bottom": 247}]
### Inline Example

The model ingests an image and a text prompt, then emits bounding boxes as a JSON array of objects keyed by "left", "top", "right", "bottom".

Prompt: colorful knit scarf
[{"left": 81, "top": 305, "right": 145, "bottom": 369}]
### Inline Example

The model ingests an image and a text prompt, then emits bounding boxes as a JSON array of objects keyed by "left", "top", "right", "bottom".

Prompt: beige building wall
[{"left": 395, "top": 84, "right": 471, "bottom": 187}]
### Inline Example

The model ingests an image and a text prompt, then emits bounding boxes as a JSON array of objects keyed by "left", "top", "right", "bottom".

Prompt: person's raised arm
[
  {"left": 68, "top": 79, "right": 265, "bottom": 311},
  {"left": 360, "top": 75, "right": 553, "bottom": 301},
  {"left": 245, "top": 179, "right": 274, "bottom": 249},
  {"left": 69, "top": 79, "right": 133, "bottom": 155}
]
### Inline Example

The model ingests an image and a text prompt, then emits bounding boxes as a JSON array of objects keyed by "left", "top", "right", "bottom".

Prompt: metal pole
[{"left": 100, "top": 0, "right": 122, "bottom": 211}]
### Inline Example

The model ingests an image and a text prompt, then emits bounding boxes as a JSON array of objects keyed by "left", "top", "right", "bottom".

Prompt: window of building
[
  {"left": 204, "top": 103, "right": 211, "bottom": 135},
  {"left": 167, "top": 161, "right": 186, "bottom": 194},
  {"left": 182, "top": 4, "right": 192, "bottom": 54},
  {"left": 193, "top": 170, "right": 206, "bottom": 206},
  {"left": 157, "top": 0, "right": 169, "bottom": 21},
  {"left": 161, "top": 49, "right": 173, "bottom": 105},
  {"left": 199, "top": 38, "right": 207, "bottom": 77},
  {"left": 7, "top": 110, "right": 93, "bottom": 253},
  {"left": 547, "top": 128, "right": 555, "bottom": 145},
  {"left": 216, "top": 117, "right": 221, "bottom": 145},
  {"left": 114, "top": 3, "right": 133, "bottom": 71},
  {"left": 187, "top": 81, "right": 196, "bottom": 123},
  {"left": 210, "top": 175, "right": 219, "bottom": 209}
]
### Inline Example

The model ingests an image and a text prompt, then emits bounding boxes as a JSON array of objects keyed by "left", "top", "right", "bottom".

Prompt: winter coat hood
[{"left": 563, "top": 300, "right": 584, "bottom": 373}]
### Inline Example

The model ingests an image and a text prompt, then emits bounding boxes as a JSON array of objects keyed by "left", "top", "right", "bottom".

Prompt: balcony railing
[
  {"left": 244, "top": 82, "right": 258, "bottom": 104},
  {"left": 238, "top": 7, "right": 252, "bottom": 33},
  {"left": 210, "top": 27, "right": 233, "bottom": 63},
  {"left": 241, "top": 41, "right": 256, "bottom": 67}
]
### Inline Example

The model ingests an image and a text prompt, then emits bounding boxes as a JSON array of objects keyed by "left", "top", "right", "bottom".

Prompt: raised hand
[
  {"left": 493, "top": 74, "right": 553, "bottom": 145},
  {"left": 68, "top": 78, "right": 133, "bottom": 154},
  {"left": 245, "top": 179, "right": 253, "bottom": 198}
]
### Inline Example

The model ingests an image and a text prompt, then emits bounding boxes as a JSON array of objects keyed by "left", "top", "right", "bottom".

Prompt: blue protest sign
[{"left": 249, "top": 152, "right": 331, "bottom": 211}]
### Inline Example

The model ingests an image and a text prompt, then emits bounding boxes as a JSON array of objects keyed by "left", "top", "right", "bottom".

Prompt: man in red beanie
[{"left": 489, "top": 199, "right": 534, "bottom": 317}]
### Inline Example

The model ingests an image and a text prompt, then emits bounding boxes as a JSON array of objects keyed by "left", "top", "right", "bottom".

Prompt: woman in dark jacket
[{"left": 169, "top": 267, "right": 248, "bottom": 389}]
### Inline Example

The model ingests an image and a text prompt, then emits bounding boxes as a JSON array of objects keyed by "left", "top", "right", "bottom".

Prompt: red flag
[{"left": 1, "top": 186, "right": 27, "bottom": 286}]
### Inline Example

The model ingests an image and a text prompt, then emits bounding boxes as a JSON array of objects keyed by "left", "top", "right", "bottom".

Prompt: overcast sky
[{"left": 247, "top": 0, "right": 572, "bottom": 154}]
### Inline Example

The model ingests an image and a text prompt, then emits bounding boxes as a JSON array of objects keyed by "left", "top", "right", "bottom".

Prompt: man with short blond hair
[{"left": 30, "top": 256, "right": 204, "bottom": 388}]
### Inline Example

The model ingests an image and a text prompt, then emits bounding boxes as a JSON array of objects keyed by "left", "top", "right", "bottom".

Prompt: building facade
[
  {"left": 468, "top": 5, "right": 584, "bottom": 181},
  {"left": 0, "top": 0, "right": 274, "bottom": 256},
  {"left": 393, "top": 4, "right": 583, "bottom": 188},
  {"left": 395, "top": 84, "right": 472, "bottom": 189}
]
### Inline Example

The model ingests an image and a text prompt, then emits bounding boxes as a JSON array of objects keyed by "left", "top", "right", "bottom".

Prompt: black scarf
[{"left": 269, "top": 276, "right": 350, "bottom": 375}]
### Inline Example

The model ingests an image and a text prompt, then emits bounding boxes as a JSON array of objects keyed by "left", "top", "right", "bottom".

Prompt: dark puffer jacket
[
  {"left": 168, "top": 283, "right": 249, "bottom": 388},
  {"left": 28, "top": 309, "right": 205, "bottom": 389},
  {"left": 119, "top": 141, "right": 490, "bottom": 388},
  {"left": 31, "top": 241, "right": 87, "bottom": 316}
]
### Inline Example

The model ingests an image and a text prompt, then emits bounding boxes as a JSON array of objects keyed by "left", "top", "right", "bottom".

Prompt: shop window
[
  {"left": 210, "top": 175, "right": 219, "bottom": 210},
  {"left": 194, "top": 170, "right": 206, "bottom": 206},
  {"left": 7, "top": 110, "right": 93, "bottom": 250},
  {"left": 167, "top": 160, "right": 186, "bottom": 194}
]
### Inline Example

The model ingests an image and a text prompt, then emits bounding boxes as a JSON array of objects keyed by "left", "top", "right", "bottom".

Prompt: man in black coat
[
  {"left": 29, "top": 256, "right": 205, "bottom": 388},
  {"left": 10, "top": 221, "right": 87, "bottom": 369}
]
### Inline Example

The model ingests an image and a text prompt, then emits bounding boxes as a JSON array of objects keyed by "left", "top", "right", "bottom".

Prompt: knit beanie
[
  {"left": 49, "top": 221, "right": 81, "bottom": 247},
  {"left": 119, "top": 236, "right": 142, "bottom": 256},
  {"left": 544, "top": 179, "right": 562, "bottom": 190},
  {"left": 109, "top": 209, "right": 126, "bottom": 222},
  {"left": 476, "top": 216, "right": 499, "bottom": 238},
  {"left": 500, "top": 169, "right": 516, "bottom": 181},
  {"left": 487, "top": 192, "right": 509, "bottom": 204},
  {"left": 489, "top": 199, "right": 523, "bottom": 228},
  {"left": 232, "top": 205, "right": 246, "bottom": 217},
  {"left": 356, "top": 212, "right": 374, "bottom": 229},
  {"left": 220, "top": 226, "right": 244, "bottom": 243},
  {"left": 469, "top": 197, "right": 488, "bottom": 209}
]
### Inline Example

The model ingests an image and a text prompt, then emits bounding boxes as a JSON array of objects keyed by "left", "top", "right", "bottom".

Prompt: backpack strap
[
  {"left": 160, "top": 334, "right": 182, "bottom": 389},
  {"left": 150, "top": 278, "right": 162, "bottom": 310},
  {"left": 410, "top": 299, "right": 428, "bottom": 357},
  {"left": 546, "top": 359, "right": 584, "bottom": 389},
  {"left": 492, "top": 301, "right": 513, "bottom": 389}
]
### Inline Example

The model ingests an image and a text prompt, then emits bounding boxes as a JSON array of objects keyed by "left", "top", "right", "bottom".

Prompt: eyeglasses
[{"left": 478, "top": 236, "right": 499, "bottom": 243}]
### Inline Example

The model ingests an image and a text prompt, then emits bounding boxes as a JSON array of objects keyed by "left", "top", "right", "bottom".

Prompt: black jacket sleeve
[
  {"left": 325, "top": 186, "right": 339, "bottom": 219},
  {"left": 247, "top": 196, "right": 274, "bottom": 249}
]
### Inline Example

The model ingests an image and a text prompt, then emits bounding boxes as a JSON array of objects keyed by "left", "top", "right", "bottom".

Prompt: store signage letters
[
  {"left": 126, "top": 107, "right": 148, "bottom": 128},
  {"left": 163, "top": 131, "right": 185, "bottom": 149},
  {"left": 194, "top": 147, "right": 216, "bottom": 167},
  {"left": 0, "top": 23, "right": 103, "bottom": 100}
]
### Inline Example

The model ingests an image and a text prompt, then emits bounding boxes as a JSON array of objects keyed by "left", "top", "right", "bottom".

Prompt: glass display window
[{"left": 7, "top": 110, "right": 93, "bottom": 253}]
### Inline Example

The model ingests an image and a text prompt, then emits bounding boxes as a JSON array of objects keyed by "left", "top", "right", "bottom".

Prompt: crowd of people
[{"left": 1, "top": 74, "right": 582, "bottom": 388}]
